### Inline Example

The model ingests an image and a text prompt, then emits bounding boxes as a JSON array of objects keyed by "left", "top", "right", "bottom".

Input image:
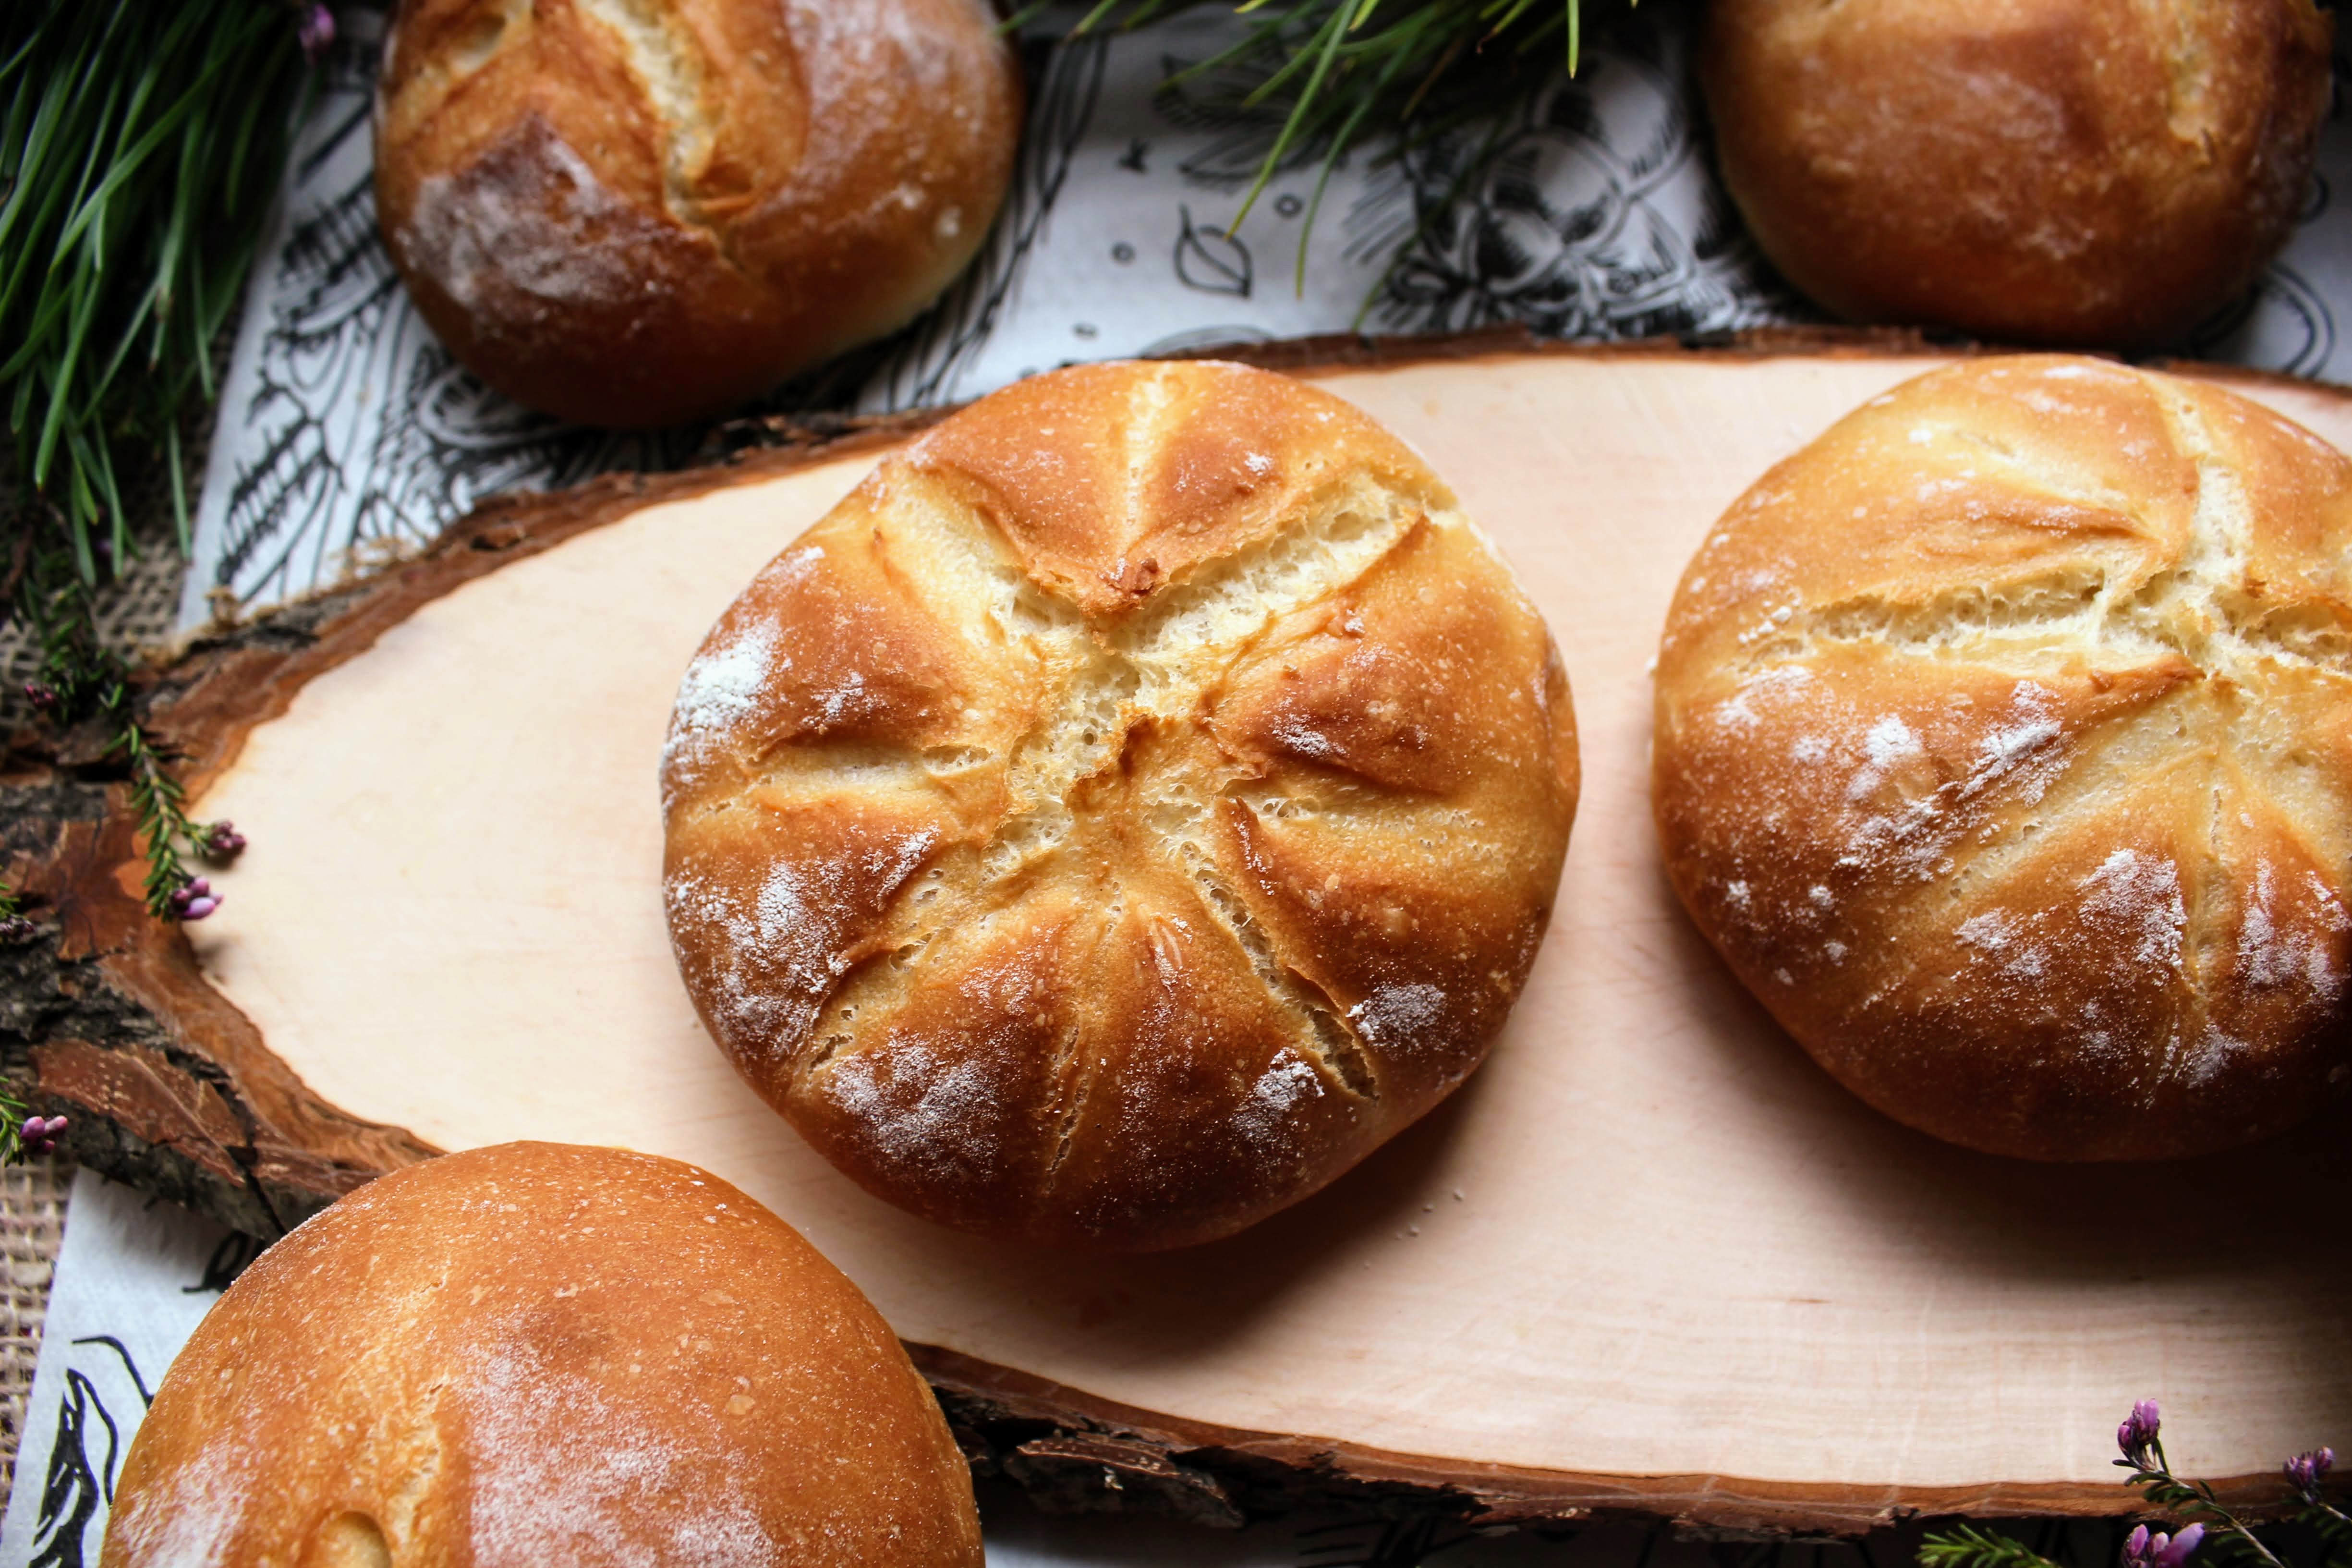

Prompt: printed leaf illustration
[{"left": 1175, "top": 204, "right": 1253, "bottom": 298}]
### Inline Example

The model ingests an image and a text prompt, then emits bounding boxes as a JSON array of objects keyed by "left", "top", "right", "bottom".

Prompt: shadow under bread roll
[{"left": 102, "top": 1142, "right": 981, "bottom": 1567}]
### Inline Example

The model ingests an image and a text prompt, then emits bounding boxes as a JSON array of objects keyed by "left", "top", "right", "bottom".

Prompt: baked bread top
[
  {"left": 102, "top": 1143, "right": 981, "bottom": 1567},
  {"left": 1654, "top": 355, "right": 2352, "bottom": 1160},
  {"left": 661, "top": 361, "right": 1580, "bottom": 1250},
  {"left": 374, "top": 0, "right": 1020, "bottom": 426},
  {"left": 1702, "top": 0, "right": 2332, "bottom": 346}
]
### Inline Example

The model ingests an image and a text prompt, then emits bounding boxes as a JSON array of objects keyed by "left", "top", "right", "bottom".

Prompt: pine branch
[
  {"left": 1918, "top": 1525, "right": 2065, "bottom": 1568},
  {"left": 17, "top": 529, "right": 241, "bottom": 922},
  {"left": 1927, "top": 1409, "right": 2345, "bottom": 1568}
]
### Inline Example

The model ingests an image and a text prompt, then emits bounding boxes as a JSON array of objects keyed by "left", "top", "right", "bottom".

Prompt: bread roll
[
  {"left": 374, "top": 0, "right": 1021, "bottom": 428},
  {"left": 102, "top": 1143, "right": 981, "bottom": 1567},
  {"left": 1653, "top": 355, "right": 2352, "bottom": 1162},
  {"left": 1702, "top": 0, "right": 2331, "bottom": 348},
  {"left": 662, "top": 361, "right": 1579, "bottom": 1251}
]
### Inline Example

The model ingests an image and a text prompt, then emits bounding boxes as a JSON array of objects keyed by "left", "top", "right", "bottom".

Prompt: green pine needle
[
  {"left": 1917, "top": 1525, "right": 2064, "bottom": 1568},
  {"left": 3, "top": 0, "right": 307, "bottom": 574},
  {"left": 1013, "top": 0, "right": 1631, "bottom": 277},
  {"left": 4, "top": 0, "right": 312, "bottom": 930}
]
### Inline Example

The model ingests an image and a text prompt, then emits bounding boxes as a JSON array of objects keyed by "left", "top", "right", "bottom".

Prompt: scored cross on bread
[
  {"left": 662, "top": 361, "right": 1579, "bottom": 1251},
  {"left": 1654, "top": 355, "right": 2352, "bottom": 1161}
]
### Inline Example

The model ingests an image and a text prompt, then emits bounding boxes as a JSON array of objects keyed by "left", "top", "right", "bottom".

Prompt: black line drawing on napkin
[
  {"left": 28, "top": 1337, "right": 152, "bottom": 1568},
  {"left": 1349, "top": 16, "right": 1791, "bottom": 340},
  {"left": 1124, "top": 7, "right": 1790, "bottom": 340},
  {"left": 1175, "top": 204, "right": 1254, "bottom": 297},
  {"left": 2185, "top": 264, "right": 2337, "bottom": 378},
  {"left": 182, "top": 1231, "right": 263, "bottom": 1296}
]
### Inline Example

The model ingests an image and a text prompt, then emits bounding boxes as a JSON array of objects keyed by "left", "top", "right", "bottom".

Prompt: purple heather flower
[
  {"left": 21, "top": 681, "right": 56, "bottom": 711},
  {"left": 298, "top": 3, "right": 335, "bottom": 61},
  {"left": 204, "top": 821, "right": 246, "bottom": 858},
  {"left": 2122, "top": 1524, "right": 2203, "bottom": 1568},
  {"left": 2120, "top": 1399, "right": 2163, "bottom": 1469},
  {"left": 19, "top": 1116, "right": 67, "bottom": 1157},
  {"left": 167, "top": 878, "right": 220, "bottom": 921},
  {"left": 2287, "top": 1447, "right": 2335, "bottom": 1499}
]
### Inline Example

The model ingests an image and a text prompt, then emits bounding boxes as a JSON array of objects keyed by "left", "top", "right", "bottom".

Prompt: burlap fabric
[{"left": 0, "top": 1164, "right": 67, "bottom": 1502}]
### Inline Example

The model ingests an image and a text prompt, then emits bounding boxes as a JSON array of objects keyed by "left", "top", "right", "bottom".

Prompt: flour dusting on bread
[
  {"left": 1655, "top": 356, "right": 2352, "bottom": 1160},
  {"left": 466, "top": 1336, "right": 775, "bottom": 1565},
  {"left": 661, "top": 361, "right": 1579, "bottom": 1248}
]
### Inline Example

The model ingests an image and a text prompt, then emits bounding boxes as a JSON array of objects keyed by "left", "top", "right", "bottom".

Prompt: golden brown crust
[
  {"left": 1653, "top": 354, "right": 2352, "bottom": 1161},
  {"left": 373, "top": 0, "right": 1021, "bottom": 427},
  {"left": 1702, "top": 0, "right": 2333, "bottom": 347},
  {"left": 660, "top": 361, "right": 1579, "bottom": 1250},
  {"left": 101, "top": 1142, "right": 982, "bottom": 1566}
]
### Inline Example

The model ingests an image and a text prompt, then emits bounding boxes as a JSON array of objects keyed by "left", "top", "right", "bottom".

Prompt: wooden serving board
[{"left": 11, "top": 333, "right": 2351, "bottom": 1535}]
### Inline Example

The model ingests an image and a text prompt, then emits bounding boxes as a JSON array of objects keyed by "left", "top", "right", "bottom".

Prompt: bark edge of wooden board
[
  {"left": 916, "top": 1342, "right": 2258, "bottom": 1534},
  {"left": 0, "top": 327, "right": 2322, "bottom": 1533}
]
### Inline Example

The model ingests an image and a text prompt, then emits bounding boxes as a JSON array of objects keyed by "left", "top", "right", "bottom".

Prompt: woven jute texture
[
  {"left": 0, "top": 1161, "right": 69, "bottom": 1504},
  {"left": 0, "top": 384, "right": 209, "bottom": 729}
]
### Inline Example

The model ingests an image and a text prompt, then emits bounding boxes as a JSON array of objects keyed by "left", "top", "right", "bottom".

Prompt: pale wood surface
[{"left": 184, "top": 352, "right": 2352, "bottom": 1495}]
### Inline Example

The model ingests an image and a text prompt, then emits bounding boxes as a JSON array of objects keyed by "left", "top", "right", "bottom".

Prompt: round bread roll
[
  {"left": 1653, "top": 355, "right": 2352, "bottom": 1162},
  {"left": 102, "top": 1143, "right": 980, "bottom": 1567},
  {"left": 374, "top": 0, "right": 1021, "bottom": 428},
  {"left": 661, "top": 360, "right": 1579, "bottom": 1251},
  {"left": 1702, "top": 0, "right": 2332, "bottom": 348}
]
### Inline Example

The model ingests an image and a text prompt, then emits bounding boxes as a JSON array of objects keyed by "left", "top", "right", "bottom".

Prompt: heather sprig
[
  {"left": 121, "top": 720, "right": 220, "bottom": 922},
  {"left": 0, "top": 1079, "right": 66, "bottom": 1165},
  {"left": 2115, "top": 1401, "right": 2290, "bottom": 1568},
  {"left": 2283, "top": 1450, "right": 2352, "bottom": 1568},
  {"left": 17, "top": 533, "right": 241, "bottom": 922},
  {"left": 1918, "top": 1402, "right": 2344, "bottom": 1568}
]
